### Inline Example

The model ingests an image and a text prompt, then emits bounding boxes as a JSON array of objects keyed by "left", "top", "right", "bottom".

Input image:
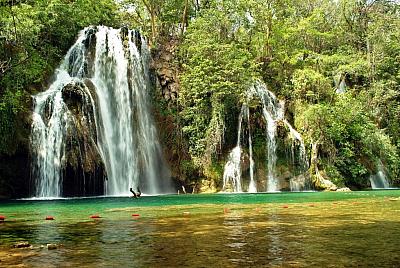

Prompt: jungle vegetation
[{"left": 1, "top": 0, "right": 399, "bottom": 191}]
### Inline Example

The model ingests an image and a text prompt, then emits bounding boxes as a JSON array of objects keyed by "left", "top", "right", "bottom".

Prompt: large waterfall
[
  {"left": 223, "top": 82, "right": 308, "bottom": 192},
  {"left": 31, "top": 26, "right": 170, "bottom": 197}
]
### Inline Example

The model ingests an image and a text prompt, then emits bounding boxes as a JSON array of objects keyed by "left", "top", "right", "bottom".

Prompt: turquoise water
[{"left": 1, "top": 191, "right": 400, "bottom": 267}]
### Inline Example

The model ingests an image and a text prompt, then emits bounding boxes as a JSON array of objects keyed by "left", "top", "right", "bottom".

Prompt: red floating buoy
[
  {"left": 0, "top": 215, "right": 6, "bottom": 221},
  {"left": 132, "top": 214, "right": 140, "bottom": 217},
  {"left": 223, "top": 208, "right": 230, "bottom": 214},
  {"left": 282, "top": 205, "right": 289, "bottom": 209},
  {"left": 90, "top": 215, "right": 101, "bottom": 219},
  {"left": 45, "top": 216, "right": 54, "bottom": 220}
]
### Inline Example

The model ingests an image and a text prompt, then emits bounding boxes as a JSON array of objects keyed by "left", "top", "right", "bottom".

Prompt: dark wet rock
[
  {"left": 83, "top": 27, "right": 97, "bottom": 77},
  {"left": 62, "top": 81, "right": 85, "bottom": 106},
  {"left": 61, "top": 81, "right": 106, "bottom": 196},
  {"left": 133, "top": 30, "right": 142, "bottom": 53},
  {"left": 120, "top": 26, "right": 129, "bottom": 40},
  {"left": 13, "top": 242, "right": 31, "bottom": 248}
]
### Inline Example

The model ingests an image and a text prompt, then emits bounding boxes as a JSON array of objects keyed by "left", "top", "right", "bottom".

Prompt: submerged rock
[
  {"left": 46, "top": 244, "right": 58, "bottom": 250},
  {"left": 13, "top": 242, "right": 31, "bottom": 249}
]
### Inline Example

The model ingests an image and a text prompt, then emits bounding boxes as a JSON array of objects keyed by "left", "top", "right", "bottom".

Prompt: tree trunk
[
  {"left": 181, "top": 0, "right": 189, "bottom": 36},
  {"left": 142, "top": 0, "right": 157, "bottom": 46}
]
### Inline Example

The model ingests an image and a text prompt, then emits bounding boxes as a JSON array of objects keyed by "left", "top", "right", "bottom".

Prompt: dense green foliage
[
  {"left": 1, "top": 0, "right": 400, "bottom": 190},
  {"left": 175, "top": 0, "right": 399, "bottom": 186}
]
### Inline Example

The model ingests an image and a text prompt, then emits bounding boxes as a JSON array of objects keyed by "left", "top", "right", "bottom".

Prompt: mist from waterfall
[{"left": 30, "top": 26, "right": 170, "bottom": 197}]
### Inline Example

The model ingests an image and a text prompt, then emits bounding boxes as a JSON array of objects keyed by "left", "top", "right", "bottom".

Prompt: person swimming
[{"left": 130, "top": 187, "right": 142, "bottom": 198}]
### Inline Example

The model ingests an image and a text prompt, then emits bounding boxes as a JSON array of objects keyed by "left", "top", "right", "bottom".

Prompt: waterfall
[
  {"left": 251, "top": 83, "right": 285, "bottom": 192},
  {"left": 369, "top": 162, "right": 390, "bottom": 189},
  {"left": 335, "top": 74, "right": 346, "bottom": 94},
  {"left": 223, "top": 106, "right": 245, "bottom": 192},
  {"left": 31, "top": 89, "right": 71, "bottom": 198},
  {"left": 222, "top": 104, "right": 256, "bottom": 193},
  {"left": 222, "top": 81, "right": 308, "bottom": 193},
  {"left": 252, "top": 82, "right": 309, "bottom": 192},
  {"left": 30, "top": 26, "right": 170, "bottom": 197},
  {"left": 246, "top": 105, "right": 256, "bottom": 193},
  {"left": 222, "top": 146, "right": 242, "bottom": 192}
]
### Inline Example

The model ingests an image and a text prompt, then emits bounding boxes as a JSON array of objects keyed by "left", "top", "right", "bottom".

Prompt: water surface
[{"left": 1, "top": 191, "right": 400, "bottom": 267}]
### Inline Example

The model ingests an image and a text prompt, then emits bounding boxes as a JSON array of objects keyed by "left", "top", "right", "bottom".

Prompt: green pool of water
[{"left": 1, "top": 190, "right": 400, "bottom": 267}]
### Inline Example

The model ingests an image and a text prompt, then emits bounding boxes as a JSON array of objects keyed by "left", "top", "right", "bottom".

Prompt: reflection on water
[
  {"left": 1, "top": 192, "right": 400, "bottom": 267},
  {"left": 224, "top": 211, "right": 248, "bottom": 264},
  {"left": 267, "top": 213, "right": 283, "bottom": 266}
]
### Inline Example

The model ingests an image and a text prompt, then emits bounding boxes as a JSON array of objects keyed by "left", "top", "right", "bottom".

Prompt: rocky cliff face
[
  {"left": 149, "top": 38, "right": 204, "bottom": 192},
  {"left": 151, "top": 38, "right": 180, "bottom": 104},
  {"left": 61, "top": 80, "right": 106, "bottom": 196}
]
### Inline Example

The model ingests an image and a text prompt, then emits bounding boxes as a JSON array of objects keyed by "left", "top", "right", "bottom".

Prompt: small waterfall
[
  {"left": 223, "top": 106, "right": 245, "bottom": 192},
  {"left": 223, "top": 104, "right": 256, "bottom": 193},
  {"left": 222, "top": 146, "right": 243, "bottom": 192},
  {"left": 369, "top": 162, "right": 390, "bottom": 189},
  {"left": 31, "top": 26, "right": 170, "bottom": 197},
  {"left": 251, "top": 83, "right": 285, "bottom": 192},
  {"left": 222, "top": 81, "right": 308, "bottom": 193},
  {"left": 284, "top": 120, "right": 309, "bottom": 169},
  {"left": 335, "top": 74, "right": 346, "bottom": 94},
  {"left": 284, "top": 121, "right": 309, "bottom": 191},
  {"left": 289, "top": 175, "right": 308, "bottom": 192},
  {"left": 246, "top": 106, "right": 256, "bottom": 193}
]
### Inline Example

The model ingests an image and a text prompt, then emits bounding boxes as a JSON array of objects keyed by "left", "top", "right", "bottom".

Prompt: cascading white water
[
  {"left": 369, "top": 162, "right": 390, "bottom": 189},
  {"left": 252, "top": 83, "right": 309, "bottom": 192},
  {"left": 335, "top": 74, "right": 346, "bottom": 94},
  {"left": 222, "top": 81, "right": 308, "bottom": 193},
  {"left": 31, "top": 89, "right": 71, "bottom": 198},
  {"left": 246, "top": 106, "right": 256, "bottom": 193},
  {"left": 31, "top": 26, "right": 170, "bottom": 197},
  {"left": 222, "top": 146, "right": 243, "bottom": 192},
  {"left": 253, "top": 83, "right": 284, "bottom": 192},
  {"left": 283, "top": 120, "right": 306, "bottom": 161},
  {"left": 223, "top": 106, "right": 245, "bottom": 192},
  {"left": 30, "top": 30, "right": 88, "bottom": 198},
  {"left": 222, "top": 104, "right": 256, "bottom": 193}
]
